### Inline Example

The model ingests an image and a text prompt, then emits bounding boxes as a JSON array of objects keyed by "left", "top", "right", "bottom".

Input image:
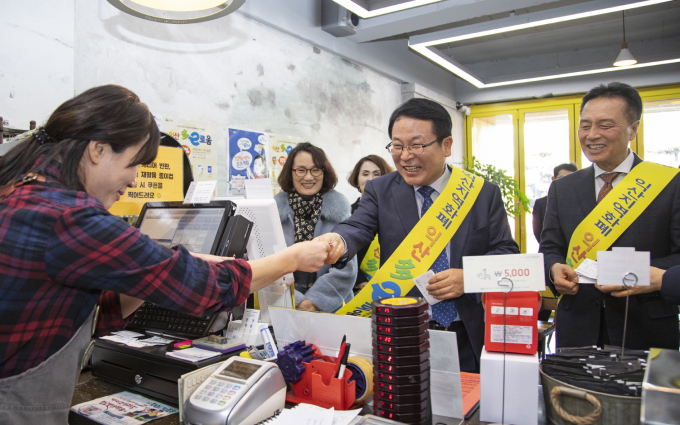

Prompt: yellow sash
[
  {"left": 337, "top": 168, "right": 484, "bottom": 316},
  {"left": 359, "top": 236, "right": 380, "bottom": 281},
  {"left": 566, "top": 162, "right": 679, "bottom": 270}
]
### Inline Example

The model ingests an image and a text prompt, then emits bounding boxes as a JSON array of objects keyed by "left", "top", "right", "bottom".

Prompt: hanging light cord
[{"left": 622, "top": 11, "right": 626, "bottom": 43}]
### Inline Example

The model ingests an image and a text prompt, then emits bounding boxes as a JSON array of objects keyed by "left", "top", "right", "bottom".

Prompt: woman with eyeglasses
[
  {"left": 347, "top": 155, "right": 394, "bottom": 292},
  {"left": 275, "top": 143, "right": 357, "bottom": 312}
]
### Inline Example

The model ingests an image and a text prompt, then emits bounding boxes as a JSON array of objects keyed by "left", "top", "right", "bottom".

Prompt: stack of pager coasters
[{"left": 372, "top": 297, "right": 430, "bottom": 425}]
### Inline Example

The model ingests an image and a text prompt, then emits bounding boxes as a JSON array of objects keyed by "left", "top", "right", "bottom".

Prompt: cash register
[{"left": 91, "top": 200, "right": 252, "bottom": 404}]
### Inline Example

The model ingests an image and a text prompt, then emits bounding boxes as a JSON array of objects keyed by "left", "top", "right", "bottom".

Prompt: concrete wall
[
  {"left": 2, "top": 0, "right": 411, "bottom": 200},
  {"left": 2, "top": 0, "right": 75, "bottom": 129},
  {"left": 237, "top": 0, "right": 457, "bottom": 100}
]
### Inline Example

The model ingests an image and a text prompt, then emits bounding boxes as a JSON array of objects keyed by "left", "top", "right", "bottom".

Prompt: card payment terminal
[{"left": 184, "top": 357, "right": 286, "bottom": 425}]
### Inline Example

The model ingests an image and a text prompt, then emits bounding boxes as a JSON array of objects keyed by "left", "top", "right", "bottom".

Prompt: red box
[{"left": 482, "top": 291, "right": 540, "bottom": 355}]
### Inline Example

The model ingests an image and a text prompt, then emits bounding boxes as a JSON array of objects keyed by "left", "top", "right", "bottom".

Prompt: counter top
[{"left": 71, "top": 371, "right": 547, "bottom": 425}]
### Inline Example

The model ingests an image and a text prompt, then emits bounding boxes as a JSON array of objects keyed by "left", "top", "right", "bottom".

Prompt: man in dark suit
[
  {"left": 319, "top": 98, "right": 519, "bottom": 372},
  {"left": 532, "top": 163, "right": 577, "bottom": 244},
  {"left": 539, "top": 82, "right": 680, "bottom": 350}
]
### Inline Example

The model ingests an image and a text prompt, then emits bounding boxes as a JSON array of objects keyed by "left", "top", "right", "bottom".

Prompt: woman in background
[
  {"left": 275, "top": 143, "right": 357, "bottom": 312},
  {"left": 347, "top": 155, "right": 393, "bottom": 291}
]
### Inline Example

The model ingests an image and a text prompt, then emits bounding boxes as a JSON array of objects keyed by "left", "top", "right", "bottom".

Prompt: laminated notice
[{"left": 490, "top": 325, "right": 532, "bottom": 345}]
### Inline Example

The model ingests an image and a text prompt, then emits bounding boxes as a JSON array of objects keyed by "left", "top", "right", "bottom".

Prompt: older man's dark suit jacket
[
  {"left": 333, "top": 168, "right": 519, "bottom": 363},
  {"left": 661, "top": 266, "right": 680, "bottom": 305},
  {"left": 539, "top": 154, "right": 680, "bottom": 350}
]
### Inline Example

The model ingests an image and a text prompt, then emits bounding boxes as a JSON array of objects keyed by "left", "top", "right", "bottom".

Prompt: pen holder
[{"left": 287, "top": 355, "right": 356, "bottom": 410}]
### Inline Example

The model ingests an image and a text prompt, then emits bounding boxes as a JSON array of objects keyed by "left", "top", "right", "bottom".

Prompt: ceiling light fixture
[
  {"left": 330, "top": 0, "right": 443, "bottom": 19},
  {"left": 106, "top": 0, "right": 245, "bottom": 24},
  {"left": 613, "top": 11, "right": 637, "bottom": 66},
  {"left": 409, "top": 0, "right": 676, "bottom": 88}
]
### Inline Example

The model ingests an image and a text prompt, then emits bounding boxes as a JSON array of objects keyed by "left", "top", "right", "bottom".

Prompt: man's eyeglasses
[
  {"left": 386, "top": 140, "right": 439, "bottom": 155},
  {"left": 293, "top": 168, "right": 324, "bottom": 177}
]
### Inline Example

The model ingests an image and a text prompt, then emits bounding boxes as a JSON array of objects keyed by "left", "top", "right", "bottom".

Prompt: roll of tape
[{"left": 347, "top": 355, "right": 373, "bottom": 403}]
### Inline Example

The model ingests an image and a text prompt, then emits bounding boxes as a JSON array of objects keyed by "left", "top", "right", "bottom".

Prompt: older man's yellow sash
[
  {"left": 566, "top": 162, "right": 679, "bottom": 270},
  {"left": 337, "top": 168, "right": 484, "bottom": 317}
]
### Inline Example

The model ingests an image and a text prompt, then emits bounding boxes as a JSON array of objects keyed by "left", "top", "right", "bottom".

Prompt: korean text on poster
[
  {"left": 109, "top": 146, "right": 184, "bottom": 216},
  {"left": 268, "top": 133, "right": 302, "bottom": 195},
  {"left": 164, "top": 117, "right": 217, "bottom": 182}
]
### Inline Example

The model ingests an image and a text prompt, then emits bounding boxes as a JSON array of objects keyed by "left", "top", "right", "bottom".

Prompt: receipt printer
[{"left": 184, "top": 357, "right": 286, "bottom": 425}]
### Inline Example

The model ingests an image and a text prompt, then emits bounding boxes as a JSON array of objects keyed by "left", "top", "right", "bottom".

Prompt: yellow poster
[
  {"left": 268, "top": 133, "right": 303, "bottom": 195},
  {"left": 109, "top": 146, "right": 184, "bottom": 216}
]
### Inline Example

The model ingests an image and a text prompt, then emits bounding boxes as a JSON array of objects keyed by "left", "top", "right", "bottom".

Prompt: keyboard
[{"left": 127, "top": 303, "right": 217, "bottom": 339}]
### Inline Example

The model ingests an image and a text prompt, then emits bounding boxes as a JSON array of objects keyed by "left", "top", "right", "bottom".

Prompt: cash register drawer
[{"left": 91, "top": 339, "right": 236, "bottom": 405}]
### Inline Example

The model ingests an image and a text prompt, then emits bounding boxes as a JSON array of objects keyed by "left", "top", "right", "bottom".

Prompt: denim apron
[{"left": 0, "top": 308, "right": 95, "bottom": 424}]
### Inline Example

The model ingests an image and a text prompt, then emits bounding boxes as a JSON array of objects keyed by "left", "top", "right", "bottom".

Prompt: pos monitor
[{"left": 136, "top": 200, "right": 237, "bottom": 255}]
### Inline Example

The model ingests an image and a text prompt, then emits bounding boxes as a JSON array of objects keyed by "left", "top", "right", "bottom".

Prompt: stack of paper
[
  {"left": 166, "top": 347, "right": 222, "bottom": 362},
  {"left": 261, "top": 403, "right": 361, "bottom": 425},
  {"left": 100, "top": 331, "right": 175, "bottom": 348}
]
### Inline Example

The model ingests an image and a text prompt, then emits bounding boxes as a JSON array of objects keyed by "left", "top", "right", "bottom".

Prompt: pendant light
[
  {"left": 106, "top": 0, "right": 245, "bottom": 24},
  {"left": 614, "top": 11, "right": 637, "bottom": 67}
]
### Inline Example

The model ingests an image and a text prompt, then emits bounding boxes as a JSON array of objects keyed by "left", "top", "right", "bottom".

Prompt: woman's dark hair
[
  {"left": 580, "top": 82, "right": 642, "bottom": 124},
  {"left": 0, "top": 84, "right": 160, "bottom": 190},
  {"left": 387, "top": 98, "right": 452, "bottom": 142},
  {"left": 348, "top": 155, "right": 394, "bottom": 191},
  {"left": 277, "top": 142, "right": 338, "bottom": 193}
]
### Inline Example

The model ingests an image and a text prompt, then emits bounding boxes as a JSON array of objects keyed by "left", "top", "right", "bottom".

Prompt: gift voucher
[{"left": 463, "top": 253, "right": 545, "bottom": 293}]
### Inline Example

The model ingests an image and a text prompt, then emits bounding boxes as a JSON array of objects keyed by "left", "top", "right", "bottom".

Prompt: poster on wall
[
  {"left": 228, "top": 128, "right": 268, "bottom": 196},
  {"left": 164, "top": 117, "right": 217, "bottom": 182},
  {"left": 109, "top": 146, "right": 184, "bottom": 216},
  {"left": 268, "top": 133, "right": 302, "bottom": 195}
]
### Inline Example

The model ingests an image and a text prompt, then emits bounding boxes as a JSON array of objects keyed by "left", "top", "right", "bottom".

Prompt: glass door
[
  {"left": 520, "top": 108, "right": 573, "bottom": 253},
  {"left": 469, "top": 113, "right": 518, "bottom": 240},
  {"left": 640, "top": 97, "right": 680, "bottom": 167}
]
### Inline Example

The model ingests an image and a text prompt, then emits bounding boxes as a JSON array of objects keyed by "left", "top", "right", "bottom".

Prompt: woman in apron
[{"left": 0, "top": 84, "right": 331, "bottom": 424}]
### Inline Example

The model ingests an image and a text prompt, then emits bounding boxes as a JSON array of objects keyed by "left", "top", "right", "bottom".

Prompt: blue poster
[{"left": 228, "top": 128, "right": 268, "bottom": 196}]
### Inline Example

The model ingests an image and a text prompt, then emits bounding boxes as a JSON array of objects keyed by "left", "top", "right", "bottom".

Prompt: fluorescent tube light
[
  {"left": 409, "top": 0, "right": 677, "bottom": 88},
  {"left": 412, "top": 0, "right": 672, "bottom": 47},
  {"left": 411, "top": 42, "right": 680, "bottom": 88}
]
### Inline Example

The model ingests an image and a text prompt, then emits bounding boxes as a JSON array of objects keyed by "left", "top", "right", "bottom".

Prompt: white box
[{"left": 480, "top": 348, "right": 538, "bottom": 425}]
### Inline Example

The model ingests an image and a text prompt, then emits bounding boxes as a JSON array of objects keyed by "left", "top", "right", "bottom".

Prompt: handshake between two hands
[{"left": 313, "top": 232, "right": 346, "bottom": 265}]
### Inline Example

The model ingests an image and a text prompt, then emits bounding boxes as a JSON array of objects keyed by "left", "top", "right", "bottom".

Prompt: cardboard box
[{"left": 480, "top": 349, "right": 538, "bottom": 425}]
